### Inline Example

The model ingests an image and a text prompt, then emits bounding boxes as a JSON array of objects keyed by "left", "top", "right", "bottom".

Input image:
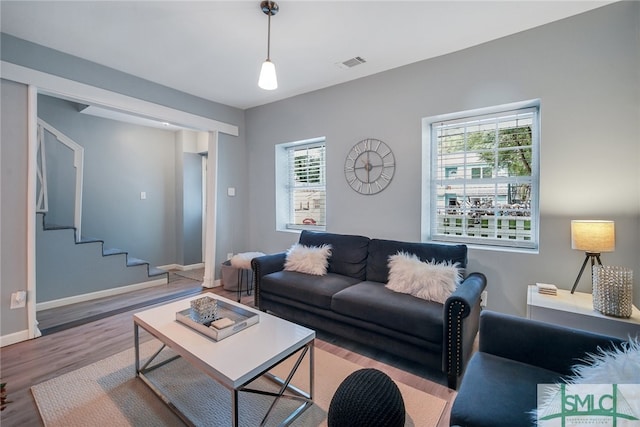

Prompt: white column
[
  {"left": 202, "top": 131, "right": 219, "bottom": 288},
  {"left": 27, "top": 85, "right": 41, "bottom": 338}
]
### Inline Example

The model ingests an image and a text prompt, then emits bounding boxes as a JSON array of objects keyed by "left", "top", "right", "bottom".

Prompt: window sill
[
  {"left": 277, "top": 224, "right": 326, "bottom": 234},
  {"left": 465, "top": 243, "right": 539, "bottom": 255},
  {"left": 429, "top": 236, "right": 539, "bottom": 254}
]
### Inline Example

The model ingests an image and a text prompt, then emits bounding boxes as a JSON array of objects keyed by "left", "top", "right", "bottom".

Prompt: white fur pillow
[
  {"left": 568, "top": 338, "right": 640, "bottom": 384},
  {"left": 284, "top": 244, "right": 332, "bottom": 276},
  {"left": 230, "top": 251, "right": 265, "bottom": 269},
  {"left": 532, "top": 339, "right": 640, "bottom": 422},
  {"left": 385, "top": 252, "right": 461, "bottom": 303}
]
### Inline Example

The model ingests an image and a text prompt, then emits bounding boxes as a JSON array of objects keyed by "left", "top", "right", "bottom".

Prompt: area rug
[{"left": 32, "top": 339, "right": 446, "bottom": 426}]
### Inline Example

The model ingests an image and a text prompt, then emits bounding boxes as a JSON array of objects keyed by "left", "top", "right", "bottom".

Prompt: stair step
[
  {"left": 38, "top": 211, "right": 168, "bottom": 282},
  {"left": 126, "top": 257, "right": 148, "bottom": 267},
  {"left": 126, "top": 258, "right": 168, "bottom": 279},
  {"left": 148, "top": 267, "right": 168, "bottom": 278},
  {"left": 78, "top": 237, "right": 103, "bottom": 244},
  {"left": 44, "top": 224, "right": 75, "bottom": 231},
  {"left": 103, "top": 248, "right": 127, "bottom": 256}
]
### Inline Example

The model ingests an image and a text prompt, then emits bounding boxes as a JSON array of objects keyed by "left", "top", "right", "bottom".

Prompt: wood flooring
[
  {"left": 0, "top": 273, "right": 455, "bottom": 427},
  {"left": 36, "top": 271, "right": 203, "bottom": 334}
]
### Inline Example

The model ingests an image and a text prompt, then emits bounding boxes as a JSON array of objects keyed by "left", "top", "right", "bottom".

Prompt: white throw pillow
[
  {"left": 385, "top": 252, "right": 461, "bottom": 304},
  {"left": 230, "top": 251, "right": 265, "bottom": 269},
  {"left": 284, "top": 244, "right": 332, "bottom": 276},
  {"left": 532, "top": 339, "right": 640, "bottom": 422},
  {"left": 568, "top": 338, "right": 640, "bottom": 384}
]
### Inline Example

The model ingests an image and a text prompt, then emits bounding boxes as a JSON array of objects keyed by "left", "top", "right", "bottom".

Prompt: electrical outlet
[
  {"left": 10, "top": 291, "right": 27, "bottom": 309},
  {"left": 480, "top": 290, "right": 488, "bottom": 308}
]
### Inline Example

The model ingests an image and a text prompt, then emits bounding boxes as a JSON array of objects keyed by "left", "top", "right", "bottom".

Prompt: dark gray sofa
[
  {"left": 450, "top": 310, "right": 625, "bottom": 427},
  {"left": 251, "top": 230, "right": 487, "bottom": 389}
]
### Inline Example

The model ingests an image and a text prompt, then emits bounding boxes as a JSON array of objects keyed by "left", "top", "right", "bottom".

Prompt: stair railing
[
  {"left": 37, "top": 119, "right": 85, "bottom": 241},
  {"left": 36, "top": 123, "right": 49, "bottom": 214}
]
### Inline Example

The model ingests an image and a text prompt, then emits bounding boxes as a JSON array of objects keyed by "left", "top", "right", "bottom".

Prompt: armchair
[{"left": 450, "top": 310, "right": 624, "bottom": 427}]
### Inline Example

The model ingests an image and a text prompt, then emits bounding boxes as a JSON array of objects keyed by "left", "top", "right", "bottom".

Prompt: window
[
  {"left": 422, "top": 101, "right": 540, "bottom": 250},
  {"left": 471, "top": 167, "right": 492, "bottom": 179},
  {"left": 276, "top": 138, "right": 326, "bottom": 231}
]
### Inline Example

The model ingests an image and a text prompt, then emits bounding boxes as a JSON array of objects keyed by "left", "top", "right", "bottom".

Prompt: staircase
[
  {"left": 36, "top": 212, "right": 168, "bottom": 307},
  {"left": 35, "top": 119, "right": 171, "bottom": 314}
]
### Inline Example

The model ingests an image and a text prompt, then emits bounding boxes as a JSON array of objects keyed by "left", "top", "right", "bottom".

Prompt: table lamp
[{"left": 570, "top": 220, "right": 615, "bottom": 293}]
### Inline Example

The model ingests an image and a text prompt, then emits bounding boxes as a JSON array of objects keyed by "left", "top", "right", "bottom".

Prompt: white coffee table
[{"left": 133, "top": 294, "right": 316, "bottom": 426}]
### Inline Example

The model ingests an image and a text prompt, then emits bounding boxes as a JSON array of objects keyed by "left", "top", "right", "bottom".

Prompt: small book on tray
[{"left": 536, "top": 283, "right": 558, "bottom": 295}]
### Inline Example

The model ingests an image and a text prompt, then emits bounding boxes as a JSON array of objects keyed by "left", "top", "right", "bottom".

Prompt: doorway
[{"left": 3, "top": 63, "right": 237, "bottom": 341}]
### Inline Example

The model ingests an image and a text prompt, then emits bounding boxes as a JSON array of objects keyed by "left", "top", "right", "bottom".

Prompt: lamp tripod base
[{"left": 571, "top": 252, "right": 602, "bottom": 294}]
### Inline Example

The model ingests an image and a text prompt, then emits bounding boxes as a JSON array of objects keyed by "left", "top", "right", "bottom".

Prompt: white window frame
[
  {"left": 421, "top": 100, "right": 540, "bottom": 251},
  {"left": 275, "top": 137, "right": 326, "bottom": 232}
]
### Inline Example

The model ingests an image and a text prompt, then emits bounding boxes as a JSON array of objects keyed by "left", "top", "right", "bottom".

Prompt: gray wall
[
  {"left": 38, "top": 94, "right": 180, "bottom": 267},
  {"left": 1, "top": 79, "right": 29, "bottom": 337},
  {"left": 42, "top": 127, "right": 76, "bottom": 227},
  {"left": 216, "top": 130, "right": 251, "bottom": 258},
  {"left": 246, "top": 2, "right": 640, "bottom": 316},
  {"left": 183, "top": 153, "right": 203, "bottom": 265}
]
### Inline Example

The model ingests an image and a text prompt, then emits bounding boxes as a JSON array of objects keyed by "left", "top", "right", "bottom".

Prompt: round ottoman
[{"left": 328, "top": 368, "right": 405, "bottom": 427}]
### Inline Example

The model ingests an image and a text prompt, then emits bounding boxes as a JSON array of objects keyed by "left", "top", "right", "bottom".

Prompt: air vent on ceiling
[{"left": 336, "top": 56, "right": 367, "bottom": 70}]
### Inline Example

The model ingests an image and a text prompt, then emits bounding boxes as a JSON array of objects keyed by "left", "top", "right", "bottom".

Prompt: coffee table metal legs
[
  {"left": 134, "top": 322, "right": 314, "bottom": 426},
  {"left": 240, "top": 341, "right": 315, "bottom": 426},
  {"left": 134, "top": 323, "right": 192, "bottom": 426},
  {"left": 232, "top": 389, "right": 240, "bottom": 427}
]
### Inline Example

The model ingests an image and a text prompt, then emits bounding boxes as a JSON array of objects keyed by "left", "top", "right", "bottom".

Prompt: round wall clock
[{"left": 344, "top": 138, "right": 395, "bottom": 195}]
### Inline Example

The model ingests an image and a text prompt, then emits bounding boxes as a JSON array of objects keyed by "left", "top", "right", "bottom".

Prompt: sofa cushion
[
  {"left": 299, "top": 230, "right": 370, "bottom": 280},
  {"left": 261, "top": 271, "right": 360, "bottom": 310},
  {"left": 450, "top": 353, "right": 561, "bottom": 427},
  {"left": 366, "top": 239, "right": 467, "bottom": 283},
  {"left": 331, "top": 281, "right": 444, "bottom": 343}
]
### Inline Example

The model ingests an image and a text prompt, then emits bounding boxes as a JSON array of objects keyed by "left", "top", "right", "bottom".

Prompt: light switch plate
[{"left": 10, "top": 291, "right": 26, "bottom": 309}]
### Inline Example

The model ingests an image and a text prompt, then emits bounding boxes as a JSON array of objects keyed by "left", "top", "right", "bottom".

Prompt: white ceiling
[{"left": 1, "top": 1, "right": 612, "bottom": 110}]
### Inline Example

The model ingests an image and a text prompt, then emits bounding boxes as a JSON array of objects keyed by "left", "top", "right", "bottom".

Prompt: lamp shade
[
  {"left": 258, "top": 60, "right": 278, "bottom": 90},
  {"left": 571, "top": 220, "right": 615, "bottom": 253}
]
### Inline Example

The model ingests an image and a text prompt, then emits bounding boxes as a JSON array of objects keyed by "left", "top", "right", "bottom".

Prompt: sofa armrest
[
  {"left": 251, "top": 252, "right": 286, "bottom": 309},
  {"left": 443, "top": 272, "right": 487, "bottom": 389},
  {"left": 479, "top": 310, "right": 624, "bottom": 376}
]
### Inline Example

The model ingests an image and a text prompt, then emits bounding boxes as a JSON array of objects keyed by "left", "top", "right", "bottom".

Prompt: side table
[{"left": 527, "top": 285, "right": 640, "bottom": 339}]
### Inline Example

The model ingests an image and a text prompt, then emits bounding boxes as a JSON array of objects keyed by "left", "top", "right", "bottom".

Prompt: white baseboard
[
  {"left": 202, "top": 278, "right": 222, "bottom": 288},
  {"left": 35, "top": 278, "right": 168, "bottom": 311},
  {"left": 157, "top": 263, "right": 204, "bottom": 271},
  {"left": 0, "top": 329, "right": 30, "bottom": 348}
]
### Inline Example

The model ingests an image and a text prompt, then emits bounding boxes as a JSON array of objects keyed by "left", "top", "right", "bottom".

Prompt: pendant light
[{"left": 258, "top": 1, "right": 279, "bottom": 90}]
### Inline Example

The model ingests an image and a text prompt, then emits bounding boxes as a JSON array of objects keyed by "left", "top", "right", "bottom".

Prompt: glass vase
[{"left": 592, "top": 265, "right": 633, "bottom": 318}]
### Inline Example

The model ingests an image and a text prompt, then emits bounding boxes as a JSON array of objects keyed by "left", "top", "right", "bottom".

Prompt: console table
[{"left": 527, "top": 284, "right": 640, "bottom": 339}]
